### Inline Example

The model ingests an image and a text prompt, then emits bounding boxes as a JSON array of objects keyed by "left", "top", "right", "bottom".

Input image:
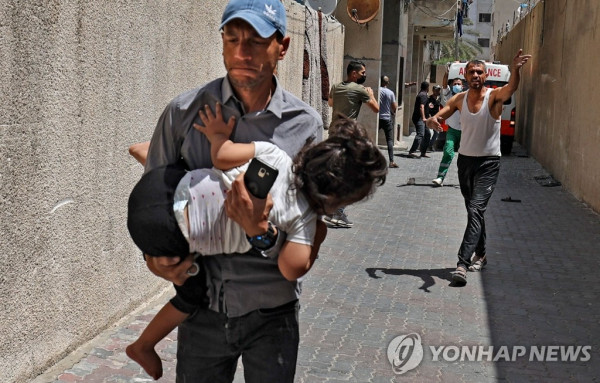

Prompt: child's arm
[
  {"left": 129, "top": 141, "right": 150, "bottom": 166},
  {"left": 278, "top": 220, "right": 327, "bottom": 281},
  {"left": 193, "top": 103, "right": 255, "bottom": 170}
]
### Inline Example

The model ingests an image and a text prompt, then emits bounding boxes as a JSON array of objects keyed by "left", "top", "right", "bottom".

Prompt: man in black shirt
[
  {"left": 408, "top": 81, "right": 430, "bottom": 158},
  {"left": 427, "top": 85, "right": 442, "bottom": 151}
]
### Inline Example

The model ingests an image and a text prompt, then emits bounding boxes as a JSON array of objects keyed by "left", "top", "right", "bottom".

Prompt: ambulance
[{"left": 447, "top": 61, "right": 516, "bottom": 155}]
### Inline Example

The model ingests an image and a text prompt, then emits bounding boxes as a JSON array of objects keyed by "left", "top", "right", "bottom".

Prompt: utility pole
[
  {"left": 454, "top": 25, "right": 459, "bottom": 60},
  {"left": 455, "top": 7, "right": 460, "bottom": 60}
]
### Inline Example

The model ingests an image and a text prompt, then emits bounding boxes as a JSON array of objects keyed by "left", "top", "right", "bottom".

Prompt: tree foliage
[{"left": 433, "top": 31, "right": 483, "bottom": 65}]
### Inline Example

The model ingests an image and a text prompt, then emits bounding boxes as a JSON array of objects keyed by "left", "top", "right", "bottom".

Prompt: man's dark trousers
[
  {"left": 176, "top": 300, "right": 300, "bottom": 382},
  {"left": 408, "top": 119, "right": 431, "bottom": 156},
  {"left": 379, "top": 118, "right": 395, "bottom": 162},
  {"left": 456, "top": 154, "right": 500, "bottom": 267}
]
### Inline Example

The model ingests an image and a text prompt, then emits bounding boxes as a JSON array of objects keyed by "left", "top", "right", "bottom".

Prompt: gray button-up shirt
[{"left": 145, "top": 76, "right": 323, "bottom": 317}]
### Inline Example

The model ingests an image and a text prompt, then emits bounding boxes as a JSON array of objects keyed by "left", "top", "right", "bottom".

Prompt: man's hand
[
  {"left": 194, "top": 102, "right": 236, "bottom": 143},
  {"left": 426, "top": 115, "right": 444, "bottom": 132},
  {"left": 225, "top": 173, "right": 273, "bottom": 237},
  {"left": 512, "top": 49, "right": 531, "bottom": 70},
  {"left": 145, "top": 254, "right": 195, "bottom": 286}
]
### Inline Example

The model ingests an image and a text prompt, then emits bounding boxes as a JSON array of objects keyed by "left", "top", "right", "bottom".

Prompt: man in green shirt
[
  {"left": 326, "top": 60, "right": 379, "bottom": 227},
  {"left": 328, "top": 60, "right": 379, "bottom": 127}
]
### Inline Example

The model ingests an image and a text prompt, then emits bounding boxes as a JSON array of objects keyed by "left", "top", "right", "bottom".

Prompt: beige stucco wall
[
  {"left": 0, "top": 1, "right": 342, "bottom": 382},
  {"left": 495, "top": 0, "right": 600, "bottom": 213}
]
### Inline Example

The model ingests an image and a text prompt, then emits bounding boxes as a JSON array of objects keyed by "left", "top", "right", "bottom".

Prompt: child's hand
[{"left": 194, "top": 103, "right": 236, "bottom": 143}]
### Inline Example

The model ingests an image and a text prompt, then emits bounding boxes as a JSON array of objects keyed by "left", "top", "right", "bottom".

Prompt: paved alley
[{"left": 34, "top": 142, "right": 600, "bottom": 383}]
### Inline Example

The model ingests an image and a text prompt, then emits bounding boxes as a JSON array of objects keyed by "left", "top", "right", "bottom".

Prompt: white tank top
[{"left": 458, "top": 88, "right": 501, "bottom": 156}]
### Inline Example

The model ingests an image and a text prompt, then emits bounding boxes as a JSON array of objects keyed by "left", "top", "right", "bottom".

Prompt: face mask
[
  {"left": 452, "top": 84, "right": 463, "bottom": 94},
  {"left": 357, "top": 75, "right": 366, "bottom": 85}
]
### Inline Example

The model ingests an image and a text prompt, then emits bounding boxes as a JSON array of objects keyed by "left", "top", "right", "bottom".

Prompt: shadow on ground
[{"left": 365, "top": 267, "right": 455, "bottom": 292}]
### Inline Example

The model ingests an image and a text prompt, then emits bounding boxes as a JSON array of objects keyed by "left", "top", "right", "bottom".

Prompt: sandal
[
  {"left": 451, "top": 266, "right": 467, "bottom": 284},
  {"left": 468, "top": 256, "right": 487, "bottom": 271}
]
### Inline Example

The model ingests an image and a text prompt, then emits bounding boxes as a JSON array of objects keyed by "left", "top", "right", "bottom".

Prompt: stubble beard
[
  {"left": 469, "top": 80, "right": 484, "bottom": 91},
  {"left": 225, "top": 59, "right": 270, "bottom": 92}
]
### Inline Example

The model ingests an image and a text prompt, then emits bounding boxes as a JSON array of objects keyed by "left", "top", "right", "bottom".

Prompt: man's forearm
[{"left": 508, "top": 64, "right": 521, "bottom": 92}]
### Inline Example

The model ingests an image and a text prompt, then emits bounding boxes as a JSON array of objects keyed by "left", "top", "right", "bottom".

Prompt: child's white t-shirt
[{"left": 174, "top": 141, "right": 317, "bottom": 255}]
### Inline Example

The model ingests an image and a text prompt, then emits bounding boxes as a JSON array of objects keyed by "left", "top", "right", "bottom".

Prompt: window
[
  {"left": 479, "top": 13, "right": 491, "bottom": 22},
  {"left": 478, "top": 38, "right": 490, "bottom": 47}
]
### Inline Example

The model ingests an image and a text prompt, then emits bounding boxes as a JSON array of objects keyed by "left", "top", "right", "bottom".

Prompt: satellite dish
[
  {"left": 306, "top": 0, "right": 338, "bottom": 16},
  {"left": 347, "top": 0, "right": 380, "bottom": 24}
]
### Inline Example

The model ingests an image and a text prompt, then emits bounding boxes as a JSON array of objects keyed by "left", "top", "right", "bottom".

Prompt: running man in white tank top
[{"left": 426, "top": 49, "right": 532, "bottom": 284}]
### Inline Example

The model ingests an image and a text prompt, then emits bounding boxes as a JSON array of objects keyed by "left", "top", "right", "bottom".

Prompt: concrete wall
[
  {"left": 490, "top": 0, "right": 515, "bottom": 56},
  {"left": 402, "top": 35, "right": 431, "bottom": 136},
  {"left": 379, "top": 0, "right": 407, "bottom": 148},
  {"left": 495, "top": 0, "right": 600, "bottom": 213},
  {"left": 0, "top": 1, "right": 342, "bottom": 382}
]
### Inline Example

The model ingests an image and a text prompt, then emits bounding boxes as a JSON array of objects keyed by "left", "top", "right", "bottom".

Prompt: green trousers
[{"left": 437, "top": 127, "right": 462, "bottom": 180}]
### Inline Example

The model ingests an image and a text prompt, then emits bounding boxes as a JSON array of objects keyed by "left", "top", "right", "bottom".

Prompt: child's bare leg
[
  {"left": 126, "top": 339, "right": 163, "bottom": 380},
  {"left": 126, "top": 302, "right": 188, "bottom": 380}
]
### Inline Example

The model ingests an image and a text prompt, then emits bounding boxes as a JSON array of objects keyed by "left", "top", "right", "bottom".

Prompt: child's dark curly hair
[{"left": 292, "top": 117, "right": 388, "bottom": 215}]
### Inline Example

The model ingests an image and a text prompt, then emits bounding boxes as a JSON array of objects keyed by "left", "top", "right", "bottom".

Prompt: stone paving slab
[{"left": 34, "top": 142, "right": 600, "bottom": 382}]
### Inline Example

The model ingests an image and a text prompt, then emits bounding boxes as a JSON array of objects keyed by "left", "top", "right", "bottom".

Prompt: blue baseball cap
[{"left": 220, "top": 0, "right": 287, "bottom": 38}]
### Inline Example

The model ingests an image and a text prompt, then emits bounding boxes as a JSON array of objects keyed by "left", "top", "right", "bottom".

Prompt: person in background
[
  {"left": 408, "top": 81, "right": 430, "bottom": 158},
  {"left": 432, "top": 75, "right": 465, "bottom": 187},
  {"left": 427, "top": 84, "right": 442, "bottom": 152},
  {"left": 326, "top": 60, "right": 379, "bottom": 228},
  {"left": 379, "top": 75, "right": 399, "bottom": 168}
]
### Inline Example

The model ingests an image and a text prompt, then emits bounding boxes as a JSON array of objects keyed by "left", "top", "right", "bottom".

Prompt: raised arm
[
  {"left": 494, "top": 49, "right": 531, "bottom": 104},
  {"left": 193, "top": 103, "right": 255, "bottom": 170},
  {"left": 364, "top": 87, "right": 380, "bottom": 113}
]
